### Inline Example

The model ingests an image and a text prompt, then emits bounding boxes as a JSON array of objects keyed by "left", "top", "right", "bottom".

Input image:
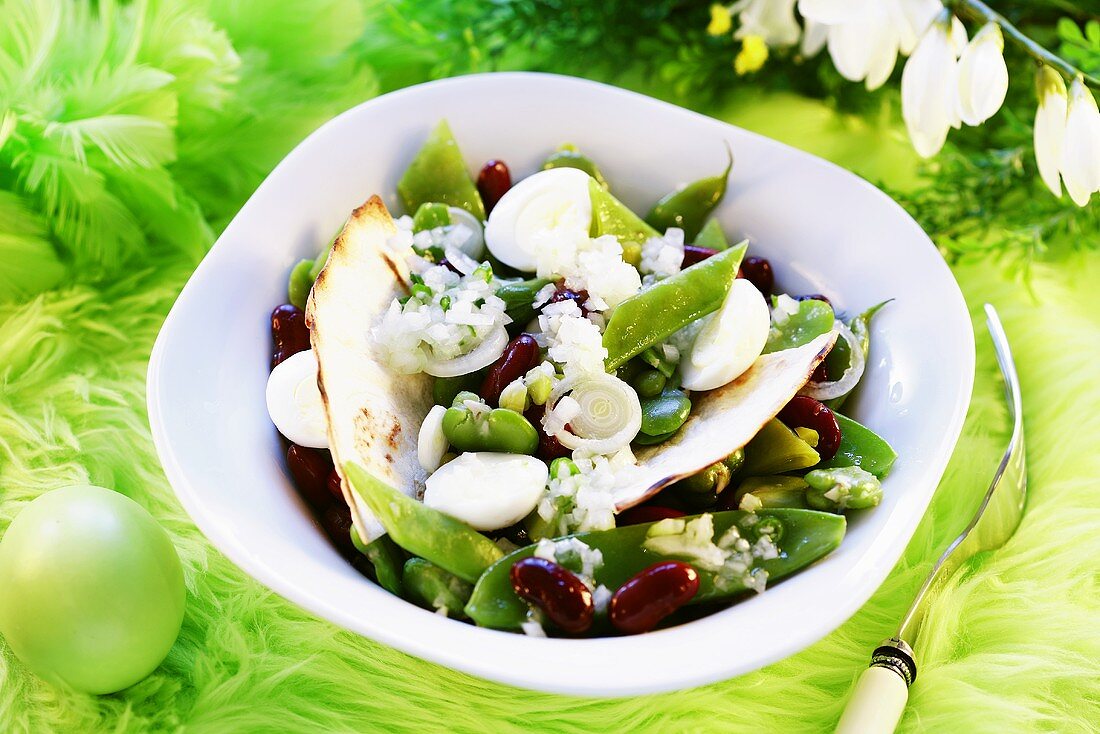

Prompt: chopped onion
[
  {"left": 442, "top": 245, "right": 480, "bottom": 275},
  {"left": 800, "top": 321, "right": 865, "bottom": 400},
  {"left": 545, "top": 373, "right": 642, "bottom": 455},
  {"left": 423, "top": 325, "right": 508, "bottom": 378}
]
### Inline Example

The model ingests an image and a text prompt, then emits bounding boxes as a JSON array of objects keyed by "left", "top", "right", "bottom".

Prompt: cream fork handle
[{"left": 835, "top": 665, "right": 909, "bottom": 734}]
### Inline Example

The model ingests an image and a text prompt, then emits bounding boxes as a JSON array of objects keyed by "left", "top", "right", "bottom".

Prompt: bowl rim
[{"left": 148, "top": 71, "right": 975, "bottom": 696}]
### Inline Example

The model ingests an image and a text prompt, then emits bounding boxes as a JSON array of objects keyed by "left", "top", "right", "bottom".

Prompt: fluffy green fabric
[{"left": 1, "top": 1, "right": 1098, "bottom": 732}]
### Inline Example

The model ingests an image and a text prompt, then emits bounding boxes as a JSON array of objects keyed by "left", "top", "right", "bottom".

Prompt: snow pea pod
[
  {"left": 287, "top": 259, "right": 314, "bottom": 309},
  {"left": 645, "top": 151, "right": 733, "bottom": 241},
  {"left": 741, "top": 418, "right": 820, "bottom": 476},
  {"left": 403, "top": 557, "right": 473, "bottom": 617},
  {"left": 351, "top": 528, "right": 406, "bottom": 597},
  {"left": 496, "top": 277, "right": 552, "bottom": 328},
  {"left": 465, "top": 508, "right": 846, "bottom": 629},
  {"left": 343, "top": 462, "right": 503, "bottom": 583},
  {"left": 764, "top": 298, "right": 835, "bottom": 353},
  {"left": 603, "top": 242, "right": 746, "bottom": 369},
  {"left": 728, "top": 476, "right": 810, "bottom": 511},
  {"left": 816, "top": 412, "right": 896, "bottom": 477},
  {"left": 694, "top": 218, "right": 730, "bottom": 250},
  {"left": 442, "top": 399, "right": 539, "bottom": 455},
  {"left": 588, "top": 179, "right": 658, "bottom": 267},
  {"left": 823, "top": 300, "right": 891, "bottom": 410},
  {"left": 398, "top": 120, "right": 486, "bottom": 220},
  {"left": 542, "top": 144, "right": 608, "bottom": 189}
]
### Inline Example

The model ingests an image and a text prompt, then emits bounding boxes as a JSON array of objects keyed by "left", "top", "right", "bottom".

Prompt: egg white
[
  {"left": 484, "top": 167, "right": 592, "bottom": 272},
  {"left": 266, "top": 349, "right": 330, "bottom": 448},
  {"left": 423, "top": 452, "right": 548, "bottom": 531},
  {"left": 681, "top": 279, "right": 770, "bottom": 391}
]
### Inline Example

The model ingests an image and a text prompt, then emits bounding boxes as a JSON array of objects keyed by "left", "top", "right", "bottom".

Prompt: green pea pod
[
  {"left": 465, "top": 508, "right": 846, "bottom": 629},
  {"left": 639, "top": 390, "right": 692, "bottom": 436},
  {"left": 763, "top": 298, "right": 835, "bottom": 353},
  {"left": 412, "top": 202, "right": 452, "bottom": 232},
  {"left": 603, "top": 242, "right": 746, "bottom": 369},
  {"left": 672, "top": 461, "right": 732, "bottom": 509},
  {"left": 732, "top": 476, "right": 810, "bottom": 510},
  {"left": 442, "top": 405, "right": 539, "bottom": 455},
  {"left": 741, "top": 418, "right": 820, "bottom": 476},
  {"left": 343, "top": 462, "right": 503, "bottom": 583},
  {"left": 816, "top": 412, "right": 897, "bottom": 477},
  {"left": 432, "top": 372, "right": 485, "bottom": 407},
  {"left": 542, "top": 144, "right": 608, "bottom": 189},
  {"left": 823, "top": 300, "right": 892, "bottom": 410},
  {"left": 403, "top": 557, "right": 473, "bottom": 617},
  {"left": 287, "top": 259, "right": 314, "bottom": 309},
  {"left": 308, "top": 237, "right": 334, "bottom": 282},
  {"left": 645, "top": 150, "right": 733, "bottom": 241},
  {"left": 398, "top": 120, "right": 486, "bottom": 220},
  {"left": 588, "top": 179, "right": 658, "bottom": 267},
  {"left": 495, "top": 277, "right": 552, "bottom": 328},
  {"left": 351, "top": 528, "right": 406, "bottom": 597},
  {"left": 694, "top": 218, "right": 730, "bottom": 250}
]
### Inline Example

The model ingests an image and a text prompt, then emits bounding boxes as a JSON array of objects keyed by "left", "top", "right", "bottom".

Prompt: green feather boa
[{"left": 1, "top": 1, "right": 1098, "bottom": 731}]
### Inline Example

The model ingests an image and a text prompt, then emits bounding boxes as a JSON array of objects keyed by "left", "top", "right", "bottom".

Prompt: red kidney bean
[
  {"left": 286, "top": 444, "right": 335, "bottom": 511},
  {"left": 327, "top": 468, "right": 344, "bottom": 501},
  {"left": 736, "top": 256, "right": 774, "bottom": 295},
  {"left": 321, "top": 504, "right": 356, "bottom": 558},
  {"left": 617, "top": 505, "right": 686, "bottom": 526},
  {"left": 477, "top": 160, "right": 512, "bottom": 214},
  {"left": 682, "top": 245, "right": 718, "bottom": 268},
  {"left": 810, "top": 361, "right": 829, "bottom": 383},
  {"left": 777, "top": 395, "right": 842, "bottom": 461},
  {"left": 271, "top": 304, "right": 311, "bottom": 369},
  {"left": 510, "top": 557, "right": 594, "bottom": 634},
  {"left": 526, "top": 405, "right": 573, "bottom": 460},
  {"left": 481, "top": 333, "right": 541, "bottom": 406},
  {"left": 546, "top": 284, "right": 590, "bottom": 315},
  {"left": 609, "top": 561, "right": 700, "bottom": 635}
]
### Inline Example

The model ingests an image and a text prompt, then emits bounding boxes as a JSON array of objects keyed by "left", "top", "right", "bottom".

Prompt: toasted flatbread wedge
[
  {"left": 306, "top": 196, "right": 434, "bottom": 543},
  {"left": 613, "top": 332, "right": 837, "bottom": 510}
]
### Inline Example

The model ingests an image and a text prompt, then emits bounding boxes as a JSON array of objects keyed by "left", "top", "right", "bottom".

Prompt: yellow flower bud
[
  {"left": 734, "top": 35, "right": 769, "bottom": 75},
  {"left": 707, "top": 4, "right": 732, "bottom": 37}
]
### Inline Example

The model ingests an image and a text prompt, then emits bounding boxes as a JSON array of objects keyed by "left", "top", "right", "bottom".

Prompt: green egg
[{"left": 0, "top": 485, "right": 185, "bottom": 694}]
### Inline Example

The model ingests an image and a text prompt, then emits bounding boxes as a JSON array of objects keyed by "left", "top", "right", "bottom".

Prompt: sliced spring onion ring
[
  {"left": 446, "top": 207, "right": 486, "bottom": 259},
  {"left": 423, "top": 325, "right": 508, "bottom": 378},
  {"left": 545, "top": 372, "right": 642, "bottom": 454},
  {"left": 799, "top": 321, "right": 865, "bottom": 400}
]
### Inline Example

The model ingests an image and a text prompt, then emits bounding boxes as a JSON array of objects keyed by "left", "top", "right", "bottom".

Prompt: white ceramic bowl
[{"left": 148, "top": 73, "right": 974, "bottom": 696}]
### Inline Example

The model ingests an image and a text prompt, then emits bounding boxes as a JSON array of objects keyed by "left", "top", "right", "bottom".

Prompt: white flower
[
  {"left": 799, "top": 0, "right": 942, "bottom": 91},
  {"left": 956, "top": 24, "right": 1008, "bottom": 126},
  {"left": 1060, "top": 78, "right": 1100, "bottom": 207},
  {"left": 896, "top": 0, "right": 943, "bottom": 54},
  {"left": 901, "top": 13, "right": 965, "bottom": 157},
  {"left": 797, "top": 0, "right": 872, "bottom": 26},
  {"left": 734, "top": 0, "right": 801, "bottom": 47},
  {"left": 1033, "top": 66, "right": 1068, "bottom": 198},
  {"left": 800, "top": 19, "right": 828, "bottom": 57}
]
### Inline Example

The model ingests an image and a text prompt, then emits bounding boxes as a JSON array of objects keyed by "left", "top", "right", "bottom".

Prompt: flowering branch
[{"left": 947, "top": 0, "right": 1100, "bottom": 89}]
